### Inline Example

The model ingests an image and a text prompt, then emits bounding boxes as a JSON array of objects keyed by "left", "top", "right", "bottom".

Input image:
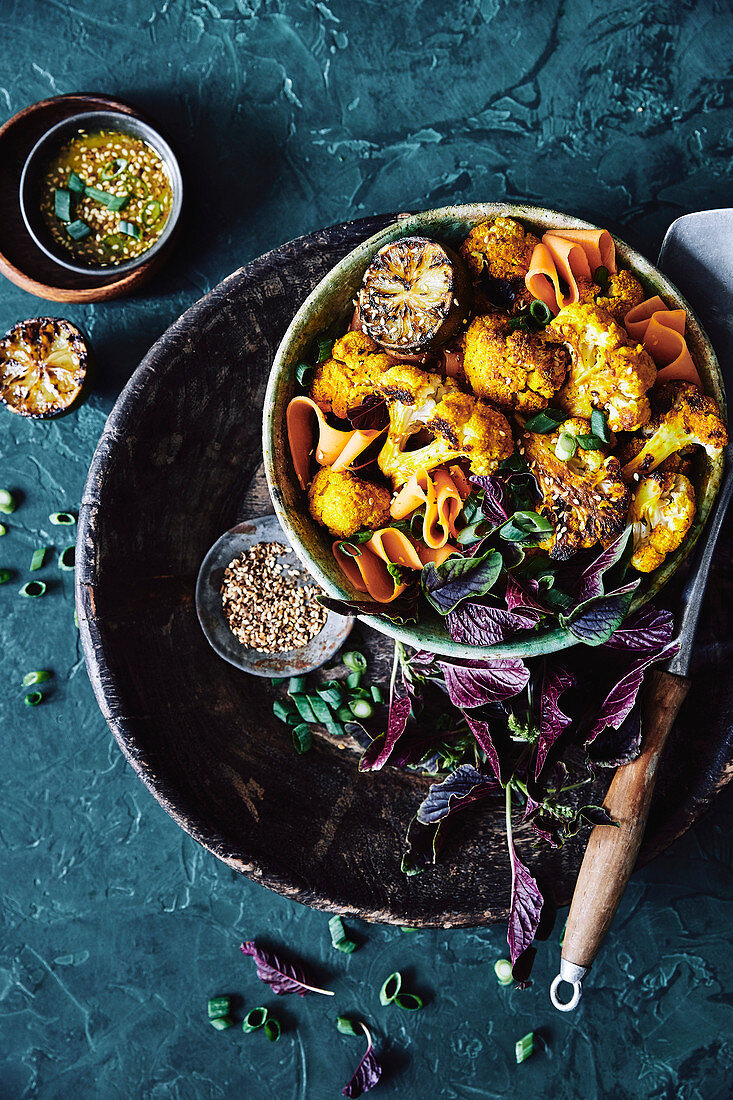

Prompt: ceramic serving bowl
[
  {"left": 264, "top": 203, "right": 726, "bottom": 659},
  {"left": 19, "top": 109, "right": 183, "bottom": 277}
]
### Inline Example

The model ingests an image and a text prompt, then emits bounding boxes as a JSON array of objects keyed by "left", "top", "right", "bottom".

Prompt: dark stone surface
[{"left": 1, "top": 1, "right": 732, "bottom": 1097}]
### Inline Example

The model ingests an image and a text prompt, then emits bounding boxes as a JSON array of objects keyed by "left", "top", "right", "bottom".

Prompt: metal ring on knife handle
[{"left": 550, "top": 960, "right": 587, "bottom": 1012}]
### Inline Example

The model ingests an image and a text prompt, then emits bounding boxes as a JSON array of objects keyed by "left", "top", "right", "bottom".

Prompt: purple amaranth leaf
[
  {"left": 561, "top": 581, "right": 639, "bottom": 646},
  {"left": 535, "top": 664, "right": 575, "bottom": 778},
  {"left": 463, "top": 712, "right": 503, "bottom": 782},
  {"left": 401, "top": 815, "right": 444, "bottom": 875},
  {"left": 446, "top": 600, "right": 538, "bottom": 646},
  {"left": 469, "top": 474, "right": 510, "bottom": 526},
  {"left": 579, "top": 804, "right": 618, "bottom": 827},
  {"left": 565, "top": 528, "right": 631, "bottom": 604},
  {"left": 588, "top": 706, "right": 643, "bottom": 768},
  {"left": 422, "top": 550, "right": 503, "bottom": 615},
  {"left": 585, "top": 640, "right": 679, "bottom": 744},
  {"left": 604, "top": 604, "right": 675, "bottom": 653},
  {"left": 348, "top": 394, "right": 388, "bottom": 431},
  {"left": 342, "top": 1023, "right": 382, "bottom": 1098},
  {"left": 507, "top": 836, "right": 544, "bottom": 966},
  {"left": 240, "top": 941, "right": 334, "bottom": 996},
  {"left": 505, "top": 574, "right": 548, "bottom": 615},
  {"left": 440, "top": 658, "right": 530, "bottom": 709},
  {"left": 416, "top": 764, "right": 499, "bottom": 825},
  {"left": 359, "top": 694, "right": 411, "bottom": 771}
]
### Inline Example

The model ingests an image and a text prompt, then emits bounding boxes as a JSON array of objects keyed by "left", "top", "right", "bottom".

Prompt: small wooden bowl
[{"left": 0, "top": 94, "right": 181, "bottom": 302}]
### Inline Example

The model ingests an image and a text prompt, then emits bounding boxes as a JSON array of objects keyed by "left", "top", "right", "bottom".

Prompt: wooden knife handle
[{"left": 561, "top": 668, "right": 690, "bottom": 971}]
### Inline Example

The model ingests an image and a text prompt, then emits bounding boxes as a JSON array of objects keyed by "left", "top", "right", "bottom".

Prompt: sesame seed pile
[{"left": 221, "top": 542, "right": 328, "bottom": 653}]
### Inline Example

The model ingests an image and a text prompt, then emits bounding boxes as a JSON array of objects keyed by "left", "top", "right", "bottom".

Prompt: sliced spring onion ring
[
  {"left": 349, "top": 698, "right": 374, "bottom": 720},
  {"left": 49, "top": 512, "right": 76, "bottom": 525},
  {"left": 346, "top": 671, "right": 362, "bottom": 690},
  {"left": 316, "top": 336, "right": 333, "bottom": 363},
  {"left": 394, "top": 992, "right": 423, "bottom": 1011},
  {"left": 209, "top": 1016, "right": 234, "bottom": 1030},
  {"left": 29, "top": 548, "right": 46, "bottom": 571},
  {"left": 343, "top": 651, "right": 367, "bottom": 672},
  {"left": 399, "top": 926, "right": 418, "bottom": 934},
  {"left": 0, "top": 524, "right": 5, "bottom": 536},
  {"left": 529, "top": 299, "right": 553, "bottom": 326},
  {"left": 291, "top": 695, "right": 318, "bottom": 723},
  {"left": 22, "top": 670, "right": 51, "bottom": 687},
  {"left": 102, "top": 233, "right": 125, "bottom": 252},
  {"left": 555, "top": 431, "right": 578, "bottom": 461},
  {"left": 328, "top": 914, "right": 357, "bottom": 954},
  {"left": 119, "top": 220, "right": 141, "bottom": 239},
  {"left": 515, "top": 1032, "right": 535, "bottom": 1064},
  {"left": 207, "top": 996, "right": 231, "bottom": 1019},
  {"left": 292, "top": 723, "right": 312, "bottom": 754},
  {"left": 273, "top": 699, "right": 296, "bottom": 724},
  {"left": 336, "top": 1016, "right": 360, "bottom": 1035},
  {"left": 68, "top": 172, "right": 85, "bottom": 193},
  {"left": 142, "top": 199, "right": 162, "bottom": 226},
  {"left": 101, "top": 157, "right": 128, "bottom": 180},
  {"left": 590, "top": 407, "right": 611, "bottom": 443},
  {"left": 336, "top": 703, "right": 354, "bottom": 723},
  {"left": 0, "top": 490, "right": 15, "bottom": 514},
  {"left": 0, "top": 569, "right": 10, "bottom": 584},
  {"left": 54, "top": 189, "right": 72, "bottom": 222},
  {"left": 317, "top": 683, "right": 343, "bottom": 708},
  {"left": 288, "top": 675, "right": 306, "bottom": 694},
  {"left": 524, "top": 408, "right": 566, "bottom": 433},
  {"left": 370, "top": 685, "right": 384, "bottom": 704},
  {"left": 19, "top": 581, "right": 46, "bottom": 597},
  {"left": 264, "top": 1018, "right": 281, "bottom": 1042},
  {"left": 242, "top": 1006, "right": 268, "bottom": 1033},
  {"left": 66, "top": 219, "right": 91, "bottom": 241},
  {"left": 379, "top": 971, "right": 402, "bottom": 1005},
  {"left": 58, "top": 546, "right": 75, "bottom": 571},
  {"left": 594, "top": 265, "right": 609, "bottom": 290},
  {"left": 296, "top": 362, "right": 315, "bottom": 388},
  {"left": 107, "top": 194, "right": 129, "bottom": 213},
  {"left": 494, "top": 959, "right": 513, "bottom": 986},
  {"left": 24, "top": 691, "right": 43, "bottom": 706}
]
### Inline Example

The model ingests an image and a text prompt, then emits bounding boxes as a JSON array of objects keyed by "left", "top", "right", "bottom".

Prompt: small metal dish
[
  {"left": 19, "top": 109, "right": 183, "bottom": 277},
  {"left": 195, "top": 514, "right": 353, "bottom": 678}
]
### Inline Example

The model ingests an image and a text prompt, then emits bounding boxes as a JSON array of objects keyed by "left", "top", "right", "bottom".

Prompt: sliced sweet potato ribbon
[
  {"left": 333, "top": 529, "right": 457, "bottom": 604},
  {"left": 286, "top": 396, "right": 385, "bottom": 490},
  {"left": 525, "top": 229, "right": 617, "bottom": 314},
  {"left": 624, "top": 297, "right": 701, "bottom": 386},
  {"left": 390, "top": 466, "right": 468, "bottom": 548}
]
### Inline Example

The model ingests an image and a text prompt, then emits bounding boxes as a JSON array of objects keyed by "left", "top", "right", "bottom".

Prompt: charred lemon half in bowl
[
  {"left": 263, "top": 203, "right": 726, "bottom": 660},
  {"left": 0, "top": 317, "right": 88, "bottom": 418}
]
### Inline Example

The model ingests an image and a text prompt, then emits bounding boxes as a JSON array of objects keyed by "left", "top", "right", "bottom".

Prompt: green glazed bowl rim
[{"left": 263, "top": 202, "right": 726, "bottom": 659}]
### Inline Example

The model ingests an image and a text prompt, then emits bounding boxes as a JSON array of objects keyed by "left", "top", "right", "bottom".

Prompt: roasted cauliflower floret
[
  {"left": 460, "top": 216, "right": 539, "bottom": 314},
  {"left": 377, "top": 367, "right": 513, "bottom": 486},
  {"left": 576, "top": 270, "right": 645, "bottom": 325},
  {"left": 463, "top": 311, "right": 569, "bottom": 412},
  {"left": 621, "top": 382, "right": 728, "bottom": 481},
  {"left": 307, "top": 465, "right": 391, "bottom": 539},
  {"left": 548, "top": 302, "right": 656, "bottom": 432},
  {"left": 523, "top": 417, "right": 630, "bottom": 560},
  {"left": 629, "top": 470, "right": 696, "bottom": 573},
  {"left": 310, "top": 330, "right": 392, "bottom": 419}
]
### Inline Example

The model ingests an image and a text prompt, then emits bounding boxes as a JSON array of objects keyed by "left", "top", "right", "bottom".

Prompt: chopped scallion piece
[
  {"left": 273, "top": 699, "right": 297, "bottom": 724},
  {"left": 515, "top": 1032, "right": 535, "bottom": 1064},
  {"left": 394, "top": 992, "right": 423, "bottom": 1011},
  {"left": 22, "top": 670, "right": 51, "bottom": 687},
  {"left": 346, "top": 671, "right": 363, "bottom": 690},
  {"left": 494, "top": 958, "right": 513, "bottom": 986},
  {"left": 0, "top": 524, "right": 5, "bottom": 536},
  {"left": 68, "top": 172, "right": 85, "bottom": 193},
  {"left": 209, "top": 1015, "right": 235, "bottom": 1030},
  {"left": 590, "top": 407, "right": 611, "bottom": 443},
  {"left": 54, "top": 189, "right": 72, "bottom": 222},
  {"left": 379, "top": 971, "right": 402, "bottom": 1005},
  {"left": 370, "top": 685, "right": 383, "bottom": 704},
  {"left": 338, "top": 542, "right": 361, "bottom": 558},
  {"left": 0, "top": 489, "right": 16, "bottom": 513},
  {"left": 101, "top": 157, "right": 128, "bottom": 179},
  {"left": 19, "top": 581, "right": 46, "bottom": 598},
  {"left": 349, "top": 698, "right": 374, "bottom": 719},
  {"left": 317, "top": 684, "right": 343, "bottom": 708},
  {"left": 336, "top": 703, "right": 354, "bottom": 723},
  {"left": 292, "top": 723, "right": 312, "bottom": 754},
  {"left": 107, "top": 194, "right": 129, "bottom": 212},
  {"left": 529, "top": 299, "right": 553, "bottom": 326},
  {"left": 555, "top": 431, "right": 578, "bottom": 461},
  {"left": 84, "top": 184, "right": 113, "bottom": 205},
  {"left": 29, "top": 548, "right": 46, "bottom": 571},
  {"left": 49, "top": 512, "right": 76, "bottom": 526},
  {"left": 576, "top": 434, "right": 604, "bottom": 451},
  {"left": 594, "top": 265, "right": 609, "bottom": 290},
  {"left": 66, "top": 219, "right": 91, "bottom": 240},
  {"left": 0, "top": 569, "right": 11, "bottom": 584},
  {"left": 336, "top": 1016, "right": 360, "bottom": 1035},
  {"left": 524, "top": 408, "right": 566, "bottom": 433},
  {"left": 399, "top": 926, "right": 418, "bottom": 933},
  {"left": 291, "top": 695, "right": 318, "bottom": 723},
  {"left": 24, "top": 691, "right": 43, "bottom": 706},
  {"left": 343, "top": 651, "right": 367, "bottom": 672},
  {"left": 119, "top": 219, "right": 141, "bottom": 239},
  {"left": 296, "top": 362, "right": 315, "bottom": 387},
  {"left": 328, "top": 914, "right": 358, "bottom": 954},
  {"left": 264, "top": 1018, "right": 281, "bottom": 1042},
  {"left": 242, "top": 1006, "right": 268, "bottom": 1033},
  {"left": 58, "top": 546, "right": 75, "bottom": 571},
  {"left": 306, "top": 696, "right": 332, "bottom": 724},
  {"left": 207, "top": 996, "right": 231, "bottom": 1019},
  {"left": 316, "top": 336, "right": 333, "bottom": 363},
  {"left": 288, "top": 676, "right": 306, "bottom": 695},
  {"left": 142, "top": 199, "right": 162, "bottom": 226}
]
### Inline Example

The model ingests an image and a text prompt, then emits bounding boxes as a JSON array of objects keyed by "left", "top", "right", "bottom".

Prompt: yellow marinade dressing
[{"left": 40, "top": 130, "right": 173, "bottom": 266}]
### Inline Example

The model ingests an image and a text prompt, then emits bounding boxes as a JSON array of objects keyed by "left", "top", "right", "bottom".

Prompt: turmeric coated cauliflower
[
  {"left": 576, "top": 269, "right": 645, "bottom": 325},
  {"left": 463, "top": 311, "right": 569, "bottom": 412},
  {"left": 460, "top": 216, "right": 539, "bottom": 314},
  {"left": 307, "top": 465, "right": 391, "bottom": 539},
  {"left": 310, "top": 331, "right": 392, "bottom": 419},
  {"left": 522, "top": 417, "right": 630, "bottom": 560},
  {"left": 629, "top": 470, "right": 696, "bottom": 573},
  {"left": 376, "top": 365, "right": 513, "bottom": 486},
  {"left": 621, "top": 382, "right": 727, "bottom": 482},
  {"left": 548, "top": 303, "right": 656, "bottom": 432}
]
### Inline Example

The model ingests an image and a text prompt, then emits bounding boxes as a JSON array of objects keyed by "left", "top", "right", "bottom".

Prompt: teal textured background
[{"left": 1, "top": 1, "right": 732, "bottom": 1097}]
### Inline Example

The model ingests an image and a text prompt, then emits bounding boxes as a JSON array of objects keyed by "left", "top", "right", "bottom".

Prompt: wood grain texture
[
  {"left": 563, "top": 670, "right": 690, "bottom": 967},
  {"left": 0, "top": 94, "right": 178, "bottom": 303},
  {"left": 76, "top": 216, "right": 733, "bottom": 927}
]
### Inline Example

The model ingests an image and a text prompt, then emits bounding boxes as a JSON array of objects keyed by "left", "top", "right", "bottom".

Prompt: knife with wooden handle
[{"left": 550, "top": 210, "right": 733, "bottom": 1011}]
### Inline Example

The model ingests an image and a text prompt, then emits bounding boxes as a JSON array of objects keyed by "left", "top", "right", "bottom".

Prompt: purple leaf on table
[
  {"left": 584, "top": 640, "right": 679, "bottom": 744},
  {"left": 604, "top": 604, "right": 675, "bottom": 653},
  {"left": 588, "top": 706, "right": 643, "bottom": 767},
  {"left": 240, "top": 941, "right": 334, "bottom": 996},
  {"left": 535, "top": 663, "right": 575, "bottom": 777},
  {"left": 342, "top": 1023, "right": 382, "bottom": 1098},
  {"left": 359, "top": 694, "right": 411, "bottom": 771},
  {"left": 440, "top": 658, "right": 530, "bottom": 709},
  {"left": 463, "top": 712, "right": 503, "bottom": 781},
  {"left": 416, "top": 764, "right": 499, "bottom": 824},
  {"left": 447, "top": 599, "right": 538, "bottom": 646},
  {"left": 507, "top": 837, "right": 544, "bottom": 966}
]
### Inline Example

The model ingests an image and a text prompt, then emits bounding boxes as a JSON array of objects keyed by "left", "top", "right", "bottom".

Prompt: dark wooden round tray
[
  {"left": 0, "top": 94, "right": 179, "bottom": 303},
  {"left": 77, "top": 214, "right": 733, "bottom": 927}
]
